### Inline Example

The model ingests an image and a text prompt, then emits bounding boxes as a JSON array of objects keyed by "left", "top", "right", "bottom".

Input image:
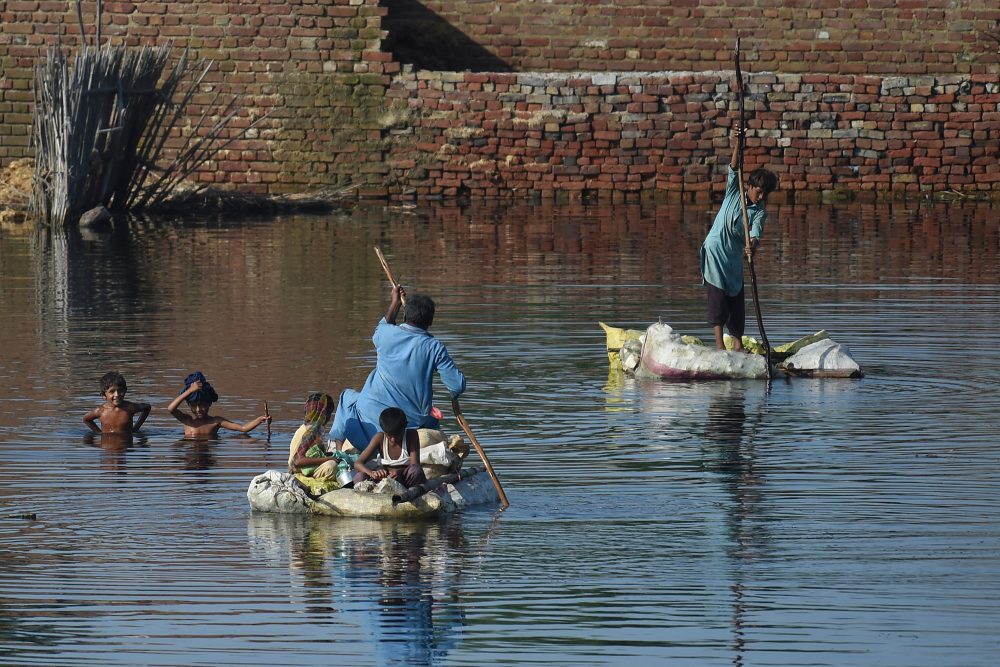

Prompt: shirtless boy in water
[
  {"left": 83, "top": 372, "right": 151, "bottom": 434},
  {"left": 167, "top": 371, "right": 270, "bottom": 439}
]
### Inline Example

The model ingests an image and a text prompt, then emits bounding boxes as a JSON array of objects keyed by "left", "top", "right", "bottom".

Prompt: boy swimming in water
[
  {"left": 83, "top": 371, "right": 151, "bottom": 434},
  {"left": 167, "top": 371, "right": 271, "bottom": 439}
]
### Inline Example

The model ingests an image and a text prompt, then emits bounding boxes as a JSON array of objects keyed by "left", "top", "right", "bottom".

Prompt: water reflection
[
  {"left": 248, "top": 514, "right": 473, "bottom": 665},
  {"left": 701, "top": 384, "right": 768, "bottom": 667},
  {"left": 173, "top": 439, "right": 218, "bottom": 472},
  {"left": 616, "top": 379, "right": 772, "bottom": 665},
  {"left": 31, "top": 225, "right": 153, "bottom": 364},
  {"left": 702, "top": 384, "right": 768, "bottom": 560},
  {"left": 82, "top": 431, "right": 145, "bottom": 475}
]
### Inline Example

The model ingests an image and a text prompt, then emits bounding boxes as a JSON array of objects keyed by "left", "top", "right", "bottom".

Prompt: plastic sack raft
[
  {"left": 601, "top": 321, "right": 862, "bottom": 380},
  {"left": 247, "top": 468, "right": 499, "bottom": 518},
  {"left": 250, "top": 428, "right": 498, "bottom": 518}
]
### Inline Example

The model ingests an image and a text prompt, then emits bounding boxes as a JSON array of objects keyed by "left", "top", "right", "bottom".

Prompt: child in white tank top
[{"left": 353, "top": 406, "right": 428, "bottom": 488}]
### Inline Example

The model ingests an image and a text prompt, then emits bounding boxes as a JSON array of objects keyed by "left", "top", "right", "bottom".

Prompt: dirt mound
[
  {"left": 0, "top": 158, "right": 32, "bottom": 204},
  {"left": 0, "top": 159, "right": 32, "bottom": 225}
]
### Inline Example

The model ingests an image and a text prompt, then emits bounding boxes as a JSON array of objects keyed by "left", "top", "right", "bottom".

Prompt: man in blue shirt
[
  {"left": 700, "top": 124, "right": 778, "bottom": 351},
  {"left": 330, "top": 285, "right": 466, "bottom": 450}
]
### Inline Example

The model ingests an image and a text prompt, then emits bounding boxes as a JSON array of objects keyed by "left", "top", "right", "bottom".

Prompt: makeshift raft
[
  {"left": 248, "top": 431, "right": 500, "bottom": 519},
  {"left": 601, "top": 321, "right": 863, "bottom": 380},
  {"left": 248, "top": 467, "right": 499, "bottom": 519}
]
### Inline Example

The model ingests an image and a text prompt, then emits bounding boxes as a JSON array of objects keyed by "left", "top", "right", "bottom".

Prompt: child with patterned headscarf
[{"left": 288, "top": 392, "right": 346, "bottom": 479}]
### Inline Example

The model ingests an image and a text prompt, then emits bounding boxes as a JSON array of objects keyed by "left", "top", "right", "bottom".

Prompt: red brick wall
[
  {"left": 2, "top": 1, "right": 1000, "bottom": 200},
  {"left": 0, "top": 0, "right": 393, "bottom": 192},
  {"left": 382, "top": 0, "right": 1000, "bottom": 76},
  {"left": 383, "top": 70, "right": 1000, "bottom": 200}
]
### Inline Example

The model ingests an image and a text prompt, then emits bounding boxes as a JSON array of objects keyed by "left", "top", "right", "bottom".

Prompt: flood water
[{"left": 0, "top": 199, "right": 998, "bottom": 666}]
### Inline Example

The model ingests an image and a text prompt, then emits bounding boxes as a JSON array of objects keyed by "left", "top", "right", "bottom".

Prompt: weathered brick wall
[
  {"left": 382, "top": 71, "right": 1000, "bottom": 200},
  {"left": 383, "top": 0, "right": 1000, "bottom": 75},
  {"left": 2, "top": 1, "right": 1000, "bottom": 200},
  {"left": 0, "top": 0, "right": 392, "bottom": 193}
]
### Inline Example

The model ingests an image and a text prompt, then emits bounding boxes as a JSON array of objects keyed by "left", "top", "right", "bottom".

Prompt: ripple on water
[{"left": 1, "top": 207, "right": 999, "bottom": 665}]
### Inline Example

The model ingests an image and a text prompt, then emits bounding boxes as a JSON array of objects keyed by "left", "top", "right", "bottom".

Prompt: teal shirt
[{"left": 700, "top": 166, "right": 767, "bottom": 296}]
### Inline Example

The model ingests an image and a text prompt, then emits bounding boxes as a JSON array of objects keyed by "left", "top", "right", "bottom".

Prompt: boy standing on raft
[
  {"left": 329, "top": 284, "right": 466, "bottom": 451},
  {"left": 700, "top": 123, "right": 779, "bottom": 351}
]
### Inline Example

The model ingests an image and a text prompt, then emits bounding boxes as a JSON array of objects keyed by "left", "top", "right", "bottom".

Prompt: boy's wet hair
[
  {"left": 748, "top": 168, "right": 779, "bottom": 196},
  {"left": 403, "top": 294, "right": 435, "bottom": 330},
  {"left": 100, "top": 372, "right": 127, "bottom": 395},
  {"left": 379, "top": 407, "right": 408, "bottom": 436}
]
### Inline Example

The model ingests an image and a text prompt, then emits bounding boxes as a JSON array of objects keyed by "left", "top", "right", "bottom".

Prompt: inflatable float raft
[{"left": 602, "top": 321, "right": 863, "bottom": 380}]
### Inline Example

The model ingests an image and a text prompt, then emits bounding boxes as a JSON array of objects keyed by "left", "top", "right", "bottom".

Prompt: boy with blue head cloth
[
  {"left": 329, "top": 284, "right": 466, "bottom": 451},
  {"left": 167, "top": 371, "right": 271, "bottom": 438}
]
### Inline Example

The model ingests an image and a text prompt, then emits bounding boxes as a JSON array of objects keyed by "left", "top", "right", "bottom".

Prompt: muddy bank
[{"left": 0, "top": 159, "right": 354, "bottom": 228}]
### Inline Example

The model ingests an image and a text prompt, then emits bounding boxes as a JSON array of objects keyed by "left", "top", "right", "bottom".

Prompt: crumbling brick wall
[
  {"left": 381, "top": 70, "right": 1000, "bottom": 200},
  {"left": 381, "top": 0, "right": 1000, "bottom": 76}
]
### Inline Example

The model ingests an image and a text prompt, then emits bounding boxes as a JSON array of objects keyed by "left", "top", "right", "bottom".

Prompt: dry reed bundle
[{"left": 30, "top": 33, "right": 264, "bottom": 226}]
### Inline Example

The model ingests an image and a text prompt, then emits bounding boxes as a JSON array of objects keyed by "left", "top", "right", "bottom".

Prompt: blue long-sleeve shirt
[
  {"left": 701, "top": 166, "right": 767, "bottom": 296},
  {"left": 330, "top": 318, "right": 466, "bottom": 447}
]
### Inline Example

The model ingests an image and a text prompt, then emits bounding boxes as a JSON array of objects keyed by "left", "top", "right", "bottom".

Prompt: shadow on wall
[{"left": 381, "top": 0, "right": 512, "bottom": 72}]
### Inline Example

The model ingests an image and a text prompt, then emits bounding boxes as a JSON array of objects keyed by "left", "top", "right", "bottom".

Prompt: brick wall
[
  {"left": 0, "top": 0, "right": 393, "bottom": 193},
  {"left": 2, "top": 1, "right": 1000, "bottom": 200},
  {"left": 382, "top": 0, "right": 1000, "bottom": 76},
  {"left": 382, "top": 70, "right": 1000, "bottom": 200}
]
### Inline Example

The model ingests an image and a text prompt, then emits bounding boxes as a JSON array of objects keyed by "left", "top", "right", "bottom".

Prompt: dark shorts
[{"left": 706, "top": 284, "right": 745, "bottom": 337}]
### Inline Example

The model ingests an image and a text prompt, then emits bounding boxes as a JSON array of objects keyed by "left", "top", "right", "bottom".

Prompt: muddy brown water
[{"left": 0, "top": 199, "right": 998, "bottom": 665}]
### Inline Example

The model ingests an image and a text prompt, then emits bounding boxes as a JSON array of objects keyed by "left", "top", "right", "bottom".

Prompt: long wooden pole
[
  {"left": 452, "top": 398, "right": 510, "bottom": 509},
  {"left": 374, "top": 246, "right": 405, "bottom": 305},
  {"left": 734, "top": 38, "right": 772, "bottom": 370}
]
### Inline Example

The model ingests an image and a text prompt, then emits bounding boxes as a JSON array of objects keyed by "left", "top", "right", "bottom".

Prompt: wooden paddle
[
  {"left": 734, "top": 38, "right": 772, "bottom": 370},
  {"left": 374, "top": 246, "right": 405, "bottom": 306},
  {"left": 453, "top": 398, "right": 510, "bottom": 509},
  {"left": 264, "top": 400, "right": 271, "bottom": 440}
]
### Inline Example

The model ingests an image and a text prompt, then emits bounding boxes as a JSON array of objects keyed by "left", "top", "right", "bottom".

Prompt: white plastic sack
[
  {"left": 247, "top": 470, "right": 314, "bottom": 514},
  {"left": 420, "top": 439, "right": 459, "bottom": 477},
  {"left": 780, "top": 339, "right": 862, "bottom": 377},
  {"left": 636, "top": 323, "right": 769, "bottom": 380}
]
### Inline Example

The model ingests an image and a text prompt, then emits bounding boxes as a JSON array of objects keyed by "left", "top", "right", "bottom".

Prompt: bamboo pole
[{"left": 734, "top": 38, "right": 772, "bottom": 370}]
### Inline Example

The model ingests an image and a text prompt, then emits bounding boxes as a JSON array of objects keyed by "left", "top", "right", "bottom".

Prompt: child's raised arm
[
  {"left": 167, "top": 382, "right": 201, "bottom": 423},
  {"left": 729, "top": 124, "right": 744, "bottom": 170},
  {"left": 216, "top": 414, "right": 271, "bottom": 435}
]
